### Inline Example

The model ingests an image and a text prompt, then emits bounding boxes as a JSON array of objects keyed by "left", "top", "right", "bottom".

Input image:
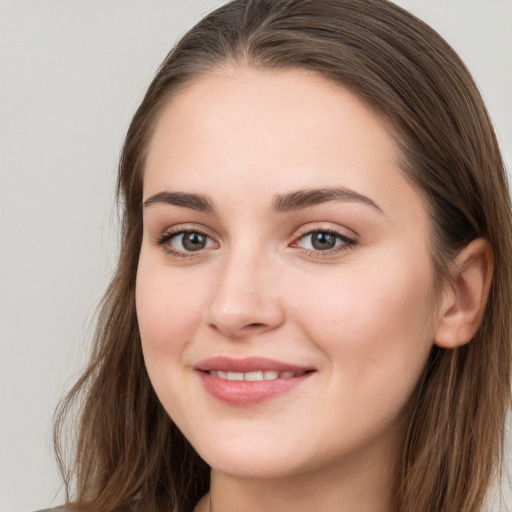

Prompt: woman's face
[{"left": 136, "top": 67, "right": 439, "bottom": 480}]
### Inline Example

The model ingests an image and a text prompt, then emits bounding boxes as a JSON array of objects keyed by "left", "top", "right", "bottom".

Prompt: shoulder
[
  {"left": 34, "top": 508, "right": 68, "bottom": 512},
  {"left": 33, "top": 506, "right": 138, "bottom": 512},
  {"left": 33, "top": 504, "right": 139, "bottom": 512},
  {"left": 34, "top": 507, "right": 74, "bottom": 512}
]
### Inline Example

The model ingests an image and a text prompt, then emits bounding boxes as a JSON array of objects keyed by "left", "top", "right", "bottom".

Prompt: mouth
[
  {"left": 196, "top": 357, "right": 315, "bottom": 405},
  {"left": 205, "top": 369, "right": 310, "bottom": 381}
]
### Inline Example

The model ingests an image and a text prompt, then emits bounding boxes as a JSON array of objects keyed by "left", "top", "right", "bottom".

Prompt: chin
[
  {"left": 191, "top": 434, "right": 310, "bottom": 480},
  {"left": 207, "top": 455, "right": 303, "bottom": 480}
]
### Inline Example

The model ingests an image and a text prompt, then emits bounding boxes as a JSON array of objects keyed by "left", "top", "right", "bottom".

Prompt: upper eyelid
[
  {"left": 156, "top": 223, "right": 217, "bottom": 239},
  {"left": 292, "top": 222, "right": 358, "bottom": 241},
  {"left": 292, "top": 230, "right": 356, "bottom": 248},
  {"left": 156, "top": 228, "right": 217, "bottom": 246},
  {"left": 158, "top": 229, "right": 211, "bottom": 241}
]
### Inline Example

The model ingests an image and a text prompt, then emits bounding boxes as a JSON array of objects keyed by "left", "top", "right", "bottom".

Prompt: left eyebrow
[{"left": 273, "top": 187, "right": 384, "bottom": 213}]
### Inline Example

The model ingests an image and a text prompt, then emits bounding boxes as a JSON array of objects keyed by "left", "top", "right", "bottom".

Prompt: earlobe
[{"left": 434, "top": 238, "right": 493, "bottom": 349}]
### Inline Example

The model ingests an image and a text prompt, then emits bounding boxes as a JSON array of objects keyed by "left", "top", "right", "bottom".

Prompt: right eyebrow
[{"left": 143, "top": 191, "right": 215, "bottom": 213}]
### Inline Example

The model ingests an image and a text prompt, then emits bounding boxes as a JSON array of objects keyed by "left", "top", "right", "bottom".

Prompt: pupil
[
  {"left": 312, "top": 232, "right": 336, "bottom": 250},
  {"left": 183, "top": 233, "right": 206, "bottom": 251}
]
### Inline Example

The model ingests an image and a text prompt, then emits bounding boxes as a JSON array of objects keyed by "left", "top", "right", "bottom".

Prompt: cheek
[
  {"left": 135, "top": 253, "right": 216, "bottom": 426},
  {"left": 135, "top": 255, "right": 206, "bottom": 362},
  {"left": 291, "top": 252, "right": 436, "bottom": 396}
]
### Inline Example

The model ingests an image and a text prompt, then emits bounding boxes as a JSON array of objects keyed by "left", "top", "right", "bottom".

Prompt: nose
[{"left": 205, "top": 249, "right": 285, "bottom": 339}]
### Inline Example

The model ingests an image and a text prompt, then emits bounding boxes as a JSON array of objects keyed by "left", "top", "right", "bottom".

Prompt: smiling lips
[
  {"left": 197, "top": 356, "right": 315, "bottom": 405},
  {"left": 207, "top": 369, "right": 305, "bottom": 380}
]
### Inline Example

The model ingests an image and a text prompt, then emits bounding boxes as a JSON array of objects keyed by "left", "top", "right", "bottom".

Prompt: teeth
[
  {"left": 245, "top": 371, "right": 263, "bottom": 381},
  {"left": 226, "top": 372, "right": 244, "bottom": 381},
  {"left": 208, "top": 370, "right": 303, "bottom": 381}
]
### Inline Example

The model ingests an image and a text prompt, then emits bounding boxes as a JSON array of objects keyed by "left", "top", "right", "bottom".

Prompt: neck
[{"left": 200, "top": 440, "right": 398, "bottom": 512}]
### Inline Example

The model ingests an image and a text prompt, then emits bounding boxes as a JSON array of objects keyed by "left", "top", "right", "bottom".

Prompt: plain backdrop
[{"left": 0, "top": 1, "right": 511, "bottom": 511}]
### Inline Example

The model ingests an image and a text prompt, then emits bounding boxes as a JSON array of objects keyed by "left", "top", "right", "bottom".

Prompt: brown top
[{"left": 34, "top": 508, "right": 68, "bottom": 512}]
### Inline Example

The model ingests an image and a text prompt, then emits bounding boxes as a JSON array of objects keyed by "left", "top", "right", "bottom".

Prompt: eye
[
  {"left": 157, "top": 229, "right": 217, "bottom": 256},
  {"left": 173, "top": 232, "right": 210, "bottom": 251},
  {"left": 294, "top": 229, "right": 356, "bottom": 255}
]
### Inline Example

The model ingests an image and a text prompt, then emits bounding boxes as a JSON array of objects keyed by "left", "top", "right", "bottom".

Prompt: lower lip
[{"left": 199, "top": 371, "right": 313, "bottom": 405}]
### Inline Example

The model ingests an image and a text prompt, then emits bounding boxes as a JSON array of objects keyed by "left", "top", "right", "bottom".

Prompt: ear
[{"left": 434, "top": 238, "right": 493, "bottom": 348}]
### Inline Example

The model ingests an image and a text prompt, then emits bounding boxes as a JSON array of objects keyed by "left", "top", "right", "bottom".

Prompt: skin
[{"left": 136, "top": 66, "right": 491, "bottom": 512}]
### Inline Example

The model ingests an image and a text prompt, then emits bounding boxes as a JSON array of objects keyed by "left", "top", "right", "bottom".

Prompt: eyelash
[
  {"left": 156, "top": 228, "right": 216, "bottom": 258},
  {"left": 292, "top": 228, "right": 356, "bottom": 258},
  {"left": 155, "top": 227, "right": 357, "bottom": 259}
]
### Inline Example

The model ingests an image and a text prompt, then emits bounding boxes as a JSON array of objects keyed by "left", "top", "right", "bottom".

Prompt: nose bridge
[{"left": 206, "top": 238, "right": 283, "bottom": 337}]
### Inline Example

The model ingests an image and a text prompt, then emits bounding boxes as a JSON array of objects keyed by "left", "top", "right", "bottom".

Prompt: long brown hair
[{"left": 54, "top": 1, "right": 512, "bottom": 511}]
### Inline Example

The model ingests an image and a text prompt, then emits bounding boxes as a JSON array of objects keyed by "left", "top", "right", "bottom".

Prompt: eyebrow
[
  {"left": 143, "top": 191, "right": 214, "bottom": 212},
  {"left": 142, "top": 187, "right": 382, "bottom": 214},
  {"left": 273, "top": 187, "right": 383, "bottom": 213}
]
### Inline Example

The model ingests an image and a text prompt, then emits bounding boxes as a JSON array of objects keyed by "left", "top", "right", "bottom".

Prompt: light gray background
[{"left": 1, "top": 1, "right": 511, "bottom": 511}]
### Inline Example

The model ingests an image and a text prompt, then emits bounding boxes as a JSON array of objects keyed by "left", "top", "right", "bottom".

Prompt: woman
[{"left": 53, "top": 1, "right": 512, "bottom": 511}]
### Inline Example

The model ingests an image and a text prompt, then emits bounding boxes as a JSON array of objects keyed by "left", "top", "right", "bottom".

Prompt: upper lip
[{"left": 196, "top": 356, "right": 314, "bottom": 373}]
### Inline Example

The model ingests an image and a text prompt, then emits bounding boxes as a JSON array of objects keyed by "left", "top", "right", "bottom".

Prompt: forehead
[
  {"left": 146, "top": 66, "right": 395, "bottom": 171},
  {"left": 143, "top": 66, "right": 425, "bottom": 222}
]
